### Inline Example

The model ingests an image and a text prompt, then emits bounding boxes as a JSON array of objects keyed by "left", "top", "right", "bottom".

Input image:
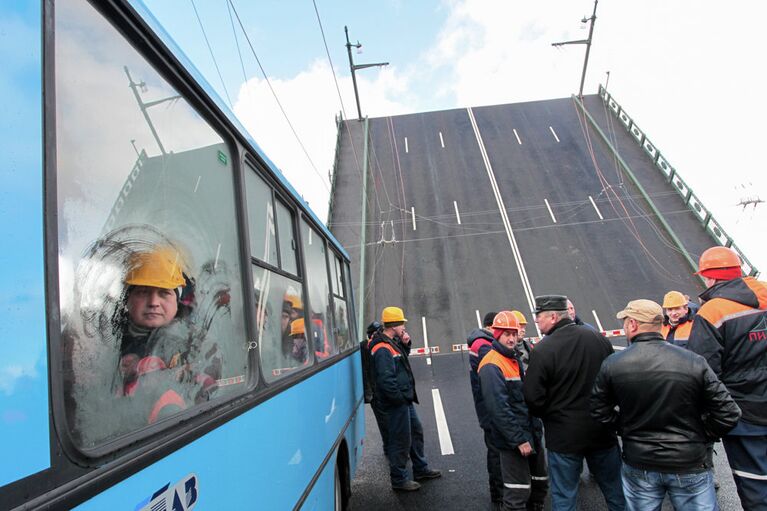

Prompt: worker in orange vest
[
  {"left": 479, "top": 311, "right": 547, "bottom": 510},
  {"left": 660, "top": 291, "right": 695, "bottom": 348}
]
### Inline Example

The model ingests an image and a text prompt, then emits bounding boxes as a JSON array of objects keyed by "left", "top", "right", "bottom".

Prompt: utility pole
[
  {"left": 552, "top": 0, "right": 599, "bottom": 99},
  {"left": 124, "top": 66, "right": 181, "bottom": 156},
  {"left": 345, "top": 26, "right": 389, "bottom": 121}
]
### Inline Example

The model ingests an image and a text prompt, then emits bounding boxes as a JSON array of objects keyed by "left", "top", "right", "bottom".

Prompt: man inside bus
[{"left": 118, "top": 248, "right": 216, "bottom": 422}]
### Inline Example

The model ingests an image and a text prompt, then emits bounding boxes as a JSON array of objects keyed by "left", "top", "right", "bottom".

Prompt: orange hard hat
[
  {"left": 662, "top": 291, "right": 687, "bottom": 309},
  {"left": 285, "top": 294, "right": 303, "bottom": 311},
  {"left": 696, "top": 246, "right": 741, "bottom": 274},
  {"left": 125, "top": 248, "right": 185, "bottom": 289},
  {"left": 510, "top": 310, "right": 528, "bottom": 325},
  {"left": 492, "top": 311, "right": 520, "bottom": 331},
  {"left": 290, "top": 318, "right": 305, "bottom": 336}
]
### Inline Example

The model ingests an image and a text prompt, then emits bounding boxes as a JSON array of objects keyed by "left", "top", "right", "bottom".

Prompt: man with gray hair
[
  {"left": 591, "top": 299, "right": 740, "bottom": 510},
  {"left": 524, "top": 295, "right": 624, "bottom": 511}
]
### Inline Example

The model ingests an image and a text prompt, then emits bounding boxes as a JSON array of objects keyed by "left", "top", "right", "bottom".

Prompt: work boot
[
  {"left": 392, "top": 480, "right": 421, "bottom": 491},
  {"left": 414, "top": 468, "right": 442, "bottom": 481}
]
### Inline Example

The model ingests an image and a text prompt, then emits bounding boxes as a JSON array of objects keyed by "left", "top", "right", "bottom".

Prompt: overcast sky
[{"left": 143, "top": 0, "right": 767, "bottom": 275}]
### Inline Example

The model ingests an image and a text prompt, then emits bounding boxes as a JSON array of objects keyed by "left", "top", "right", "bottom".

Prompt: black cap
[
  {"left": 366, "top": 321, "right": 382, "bottom": 337},
  {"left": 482, "top": 312, "right": 498, "bottom": 327},
  {"left": 533, "top": 295, "right": 568, "bottom": 313}
]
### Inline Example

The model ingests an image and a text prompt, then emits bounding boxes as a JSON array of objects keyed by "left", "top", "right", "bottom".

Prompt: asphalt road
[
  {"left": 349, "top": 353, "right": 743, "bottom": 510},
  {"left": 330, "top": 94, "right": 740, "bottom": 509}
]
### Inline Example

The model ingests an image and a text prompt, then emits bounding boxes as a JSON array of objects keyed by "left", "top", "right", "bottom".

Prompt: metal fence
[{"left": 598, "top": 84, "right": 759, "bottom": 277}]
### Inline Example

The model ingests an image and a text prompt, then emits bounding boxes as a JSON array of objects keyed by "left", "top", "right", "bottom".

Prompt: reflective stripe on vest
[
  {"left": 371, "top": 342, "right": 400, "bottom": 358},
  {"left": 478, "top": 350, "right": 521, "bottom": 380}
]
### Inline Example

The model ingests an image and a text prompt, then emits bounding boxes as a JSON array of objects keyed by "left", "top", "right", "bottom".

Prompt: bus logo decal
[{"left": 136, "top": 473, "right": 199, "bottom": 511}]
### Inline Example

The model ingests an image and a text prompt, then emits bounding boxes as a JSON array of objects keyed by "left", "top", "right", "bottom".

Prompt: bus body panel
[
  {"left": 72, "top": 354, "right": 363, "bottom": 510},
  {"left": 0, "top": 1, "right": 50, "bottom": 487}
]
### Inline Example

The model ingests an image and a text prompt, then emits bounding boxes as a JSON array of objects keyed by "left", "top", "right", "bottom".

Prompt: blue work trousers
[
  {"left": 547, "top": 445, "right": 625, "bottom": 511},
  {"left": 722, "top": 433, "right": 767, "bottom": 511},
  {"left": 385, "top": 402, "right": 429, "bottom": 485},
  {"left": 621, "top": 464, "right": 717, "bottom": 511}
]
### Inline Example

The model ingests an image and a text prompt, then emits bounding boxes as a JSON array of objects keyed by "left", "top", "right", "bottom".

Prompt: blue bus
[{"left": 1, "top": 1, "right": 363, "bottom": 509}]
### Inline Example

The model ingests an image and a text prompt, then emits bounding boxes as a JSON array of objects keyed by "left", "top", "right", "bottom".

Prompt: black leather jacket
[{"left": 591, "top": 332, "right": 741, "bottom": 472}]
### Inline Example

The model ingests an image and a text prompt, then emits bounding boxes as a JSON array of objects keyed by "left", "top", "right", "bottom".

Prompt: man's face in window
[{"left": 127, "top": 285, "right": 178, "bottom": 329}]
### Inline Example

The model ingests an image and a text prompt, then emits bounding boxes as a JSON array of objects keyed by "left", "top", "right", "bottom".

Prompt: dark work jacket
[
  {"left": 523, "top": 318, "right": 617, "bottom": 454},
  {"left": 591, "top": 332, "right": 741, "bottom": 472},
  {"left": 361, "top": 337, "right": 375, "bottom": 403},
  {"left": 479, "top": 340, "right": 542, "bottom": 451},
  {"left": 467, "top": 328, "right": 495, "bottom": 429},
  {"left": 573, "top": 315, "right": 597, "bottom": 332},
  {"left": 370, "top": 331, "right": 418, "bottom": 407},
  {"left": 689, "top": 277, "right": 767, "bottom": 425},
  {"left": 661, "top": 308, "right": 695, "bottom": 349}
]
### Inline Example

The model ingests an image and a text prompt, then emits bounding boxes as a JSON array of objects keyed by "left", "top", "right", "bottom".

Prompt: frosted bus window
[
  {"left": 275, "top": 200, "right": 298, "bottom": 276},
  {"left": 244, "top": 168, "right": 278, "bottom": 267},
  {"left": 56, "top": 0, "right": 249, "bottom": 451},
  {"left": 301, "top": 221, "right": 337, "bottom": 359}
]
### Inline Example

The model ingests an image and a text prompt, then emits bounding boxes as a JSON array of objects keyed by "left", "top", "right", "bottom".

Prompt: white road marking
[
  {"left": 589, "top": 195, "right": 604, "bottom": 220},
  {"left": 513, "top": 128, "right": 522, "bottom": 145},
  {"left": 411, "top": 207, "right": 417, "bottom": 231},
  {"left": 404, "top": 137, "right": 409, "bottom": 153},
  {"left": 592, "top": 310, "right": 605, "bottom": 332},
  {"left": 422, "top": 316, "right": 432, "bottom": 366},
  {"left": 432, "top": 389, "right": 455, "bottom": 455},
  {"left": 613, "top": 345, "right": 626, "bottom": 351},
  {"left": 468, "top": 107, "right": 539, "bottom": 336},
  {"left": 214, "top": 243, "right": 221, "bottom": 270},
  {"left": 549, "top": 126, "right": 560, "bottom": 143},
  {"left": 544, "top": 198, "right": 557, "bottom": 223},
  {"left": 193, "top": 175, "right": 202, "bottom": 193},
  {"left": 439, "top": 131, "right": 445, "bottom": 148},
  {"left": 454, "top": 201, "right": 462, "bottom": 224},
  {"left": 476, "top": 310, "right": 482, "bottom": 329}
]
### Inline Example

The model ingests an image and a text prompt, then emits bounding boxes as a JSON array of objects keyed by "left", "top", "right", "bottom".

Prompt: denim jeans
[
  {"left": 621, "top": 464, "right": 718, "bottom": 511},
  {"left": 548, "top": 446, "right": 625, "bottom": 511},
  {"left": 385, "top": 402, "right": 429, "bottom": 485}
]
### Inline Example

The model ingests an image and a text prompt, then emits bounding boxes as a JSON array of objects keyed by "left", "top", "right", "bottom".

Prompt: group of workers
[{"left": 362, "top": 245, "right": 767, "bottom": 511}]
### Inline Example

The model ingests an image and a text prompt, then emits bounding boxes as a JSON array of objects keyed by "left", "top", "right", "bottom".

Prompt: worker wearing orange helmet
[
  {"left": 510, "top": 310, "right": 534, "bottom": 371},
  {"left": 479, "top": 311, "right": 547, "bottom": 511},
  {"left": 369, "top": 306, "right": 441, "bottom": 491},
  {"left": 688, "top": 246, "right": 767, "bottom": 510},
  {"left": 660, "top": 291, "right": 695, "bottom": 348}
]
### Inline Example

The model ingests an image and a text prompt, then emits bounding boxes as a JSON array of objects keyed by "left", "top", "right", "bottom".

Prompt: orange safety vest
[
  {"left": 478, "top": 349, "right": 521, "bottom": 381},
  {"left": 661, "top": 320, "right": 693, "bottom": 344}
]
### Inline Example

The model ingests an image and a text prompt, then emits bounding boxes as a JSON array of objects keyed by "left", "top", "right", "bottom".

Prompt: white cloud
[
  {"left": 232, "top": 59, "right": 411, "bottom": 222},
  {"left": 0, "top": 365, "right": 38, "bottom": 396}
]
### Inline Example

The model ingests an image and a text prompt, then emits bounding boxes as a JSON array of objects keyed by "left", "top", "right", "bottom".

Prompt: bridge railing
[{"left": 597, "top": 84, "right": 759, "bottom": 277}]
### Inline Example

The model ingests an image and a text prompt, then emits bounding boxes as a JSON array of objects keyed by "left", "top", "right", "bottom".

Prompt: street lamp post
[
  {"left": 552, "top": 0, "right": 599, "bottom": 99},
  {"left": 345, "top": 26, "right": 389, "bottom": 121}
]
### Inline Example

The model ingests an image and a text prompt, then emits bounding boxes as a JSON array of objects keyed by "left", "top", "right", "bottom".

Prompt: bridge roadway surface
[
  {"left": 348, "top": 353, "right": 741, "bottom": 510},
  {"left": 330, "top": 94, "right": 741, "bottom": 508}
]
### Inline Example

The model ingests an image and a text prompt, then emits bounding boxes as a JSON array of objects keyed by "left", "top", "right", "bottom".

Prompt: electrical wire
[
  {"left": 190, "top": 0, "right": 233, "bottom": 108},
  {"left": 227, "top": 0, "right": 329, "bottom": 192}
]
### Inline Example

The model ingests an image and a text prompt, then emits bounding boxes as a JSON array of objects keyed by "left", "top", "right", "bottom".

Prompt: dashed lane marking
[
  {"left": 549, "top": 126, "right": 560, "bottom": 142},
  {"left": 544, "top": 198, "right": 557, "bottom": 223},
  {"left": 432, "top": 389, "right": 455, "bottom": 455}
]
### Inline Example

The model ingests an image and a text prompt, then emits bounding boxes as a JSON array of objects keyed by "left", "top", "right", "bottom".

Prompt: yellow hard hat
[
  {"left": 125, "top": 248, "right": 185, "bottom": 289},
  {"left": 381, "top": 306, "right": 407, "bottom": 325},
  {"left": 510, "top": 310, "right": 528, "bottom": 325},
  {"left": 290, "top": 318, "right": 305, "bottom": 336},
  {"left": 285, "top": 294, "right": 303, "bottom": 311},
  {"left": 662, "top": 291, "right": 687, "bottom": 309}
]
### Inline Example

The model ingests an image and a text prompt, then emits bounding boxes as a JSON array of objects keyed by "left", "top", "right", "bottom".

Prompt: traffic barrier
[{"left": 410, "top": 346, "right": 440, "bottom": 356}]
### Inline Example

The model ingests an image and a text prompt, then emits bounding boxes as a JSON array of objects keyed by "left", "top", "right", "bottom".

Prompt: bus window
[
  {"left": 331, "top": 254, "right": 352, "bottom": 351},
  {"left": 301, "top": 221, "right": 337, "bottom": 359},
  {"left": 244, "top": 168, "right": 278, "bottom": 267},
  {"left": 55, "top": 0, "right": 249, "bottom": 452},
  {"left": 252, "top": 268, "right": 307, "bottom": 382},
  {"left": 275, "top": 199, "right": 298, "bottom": 276}
]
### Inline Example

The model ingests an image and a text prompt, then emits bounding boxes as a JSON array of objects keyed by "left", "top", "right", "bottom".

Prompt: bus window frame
[{"left": 46, "top": 0, "right": 260, "bottom": 463}]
